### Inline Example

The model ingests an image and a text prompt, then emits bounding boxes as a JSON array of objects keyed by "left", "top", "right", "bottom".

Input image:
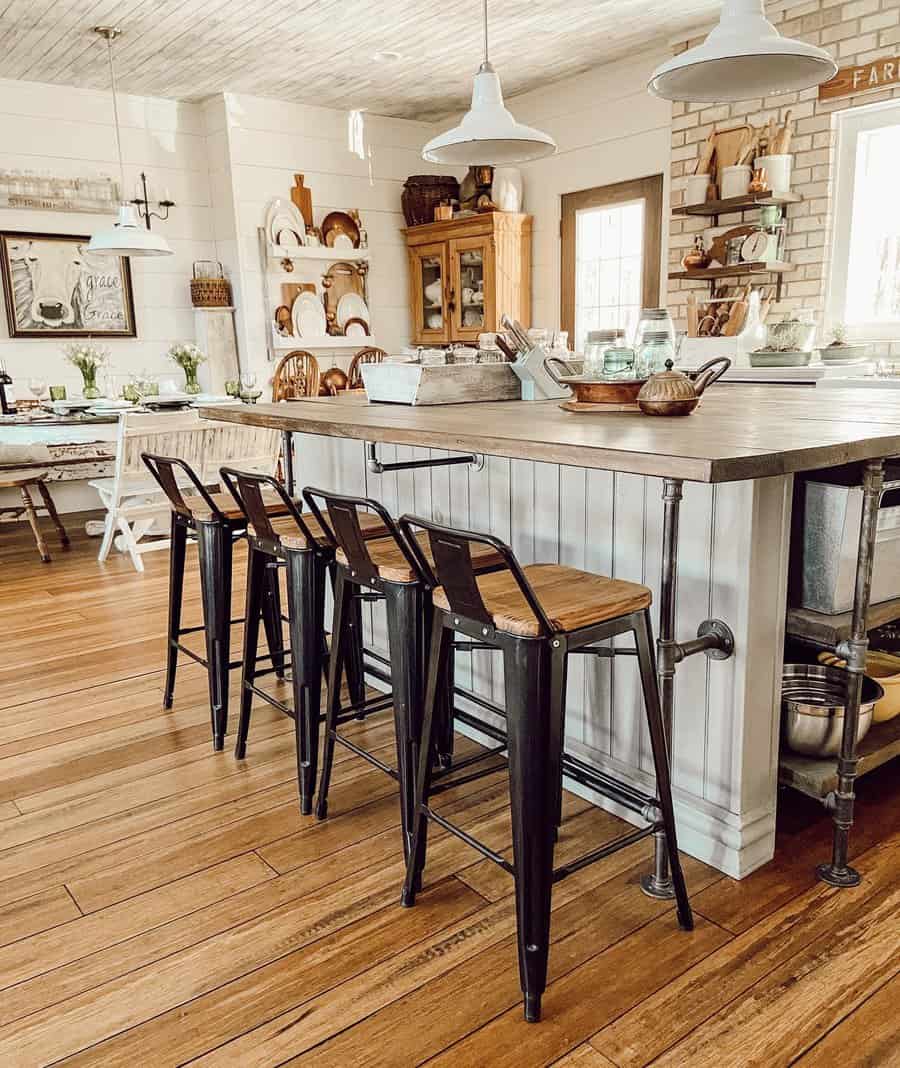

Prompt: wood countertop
[{"left": 199, "top": 387, "right": 900, "bottom": 483}]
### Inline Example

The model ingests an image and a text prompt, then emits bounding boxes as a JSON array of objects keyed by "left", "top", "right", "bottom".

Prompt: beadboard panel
[{"left": 291, "top": 430, "right": 791, "bottom": 877}]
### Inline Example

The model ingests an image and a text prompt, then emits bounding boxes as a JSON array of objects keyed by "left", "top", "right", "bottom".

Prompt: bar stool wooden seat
[
  {"left": 220, "top": 468, "right": 388, "bottom": 813},
  {"left": 399, "top": 515, "right": 693, "bottom": 1025},
  {"left": 141, "top": 453, "right": 288, "bottom": 750},
  {"left": 303, "top": 487, "right": 506, "bottom": 861}
]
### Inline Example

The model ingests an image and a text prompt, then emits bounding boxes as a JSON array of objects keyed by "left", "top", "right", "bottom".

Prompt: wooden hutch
[{"left": 403, "top": 212, "right": 532, "bottom": 345}]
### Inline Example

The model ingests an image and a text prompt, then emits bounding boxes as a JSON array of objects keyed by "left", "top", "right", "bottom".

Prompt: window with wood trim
[{"left": 561, "top": 175, "right": 663, "bottom": 352}]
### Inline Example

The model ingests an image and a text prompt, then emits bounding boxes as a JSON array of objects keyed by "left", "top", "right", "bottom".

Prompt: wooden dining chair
[
  {"left": 0, "top": 445, "right": 69, "bottom": 563},
  {"left": 347, "top": 347, "right": 388, "bottom": 390},
  {"left": 272, "top": 351, "right": 321, "bottom": 400}
]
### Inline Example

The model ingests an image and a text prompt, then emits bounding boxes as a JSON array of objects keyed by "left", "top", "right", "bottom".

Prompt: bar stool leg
[
  {"left": 260, "top": 562, "right": 287, "bottom": 680},
  {"left": 402, "top": 611, "right": 451, "bottom": 906},
  {"left": 315, "top": 568, "right": 352, "bottom": 820},
  {"left": 285, "top": 546, "right": 328, "bottom": 814},
  {"left": 344, "top": 591, "right": 367, "bottom": 717},
  {"left": 197, "top": 519, "right": 233, "bottom": 751},
  {"left": 234, "top": 545, "right": 266, "bottom": 760},
  {"left": 163, "top": 514, "right": 187, "bottom": 710},
  {"left": 384, "top": 580, "right": 425, "bottom": 861},
  {"left": 504, "top": 637, "right": 559, "bottom": 1024},
  {"left": 634, "top": 609, "right": 693, "bottom": 931}
]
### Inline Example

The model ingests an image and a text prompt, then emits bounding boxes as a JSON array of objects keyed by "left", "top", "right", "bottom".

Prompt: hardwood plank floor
[{"left": 1, "top": 512, "right": 898, "bottom": 1066}]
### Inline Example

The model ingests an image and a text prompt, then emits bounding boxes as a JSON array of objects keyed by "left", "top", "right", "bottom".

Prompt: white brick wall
[{"left": 667, "top": 0, "right": 900, "bottom": 333}]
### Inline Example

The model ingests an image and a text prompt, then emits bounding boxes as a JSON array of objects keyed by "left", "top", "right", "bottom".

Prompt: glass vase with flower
[
  {"left": 62, "top": 343, "right": 109, "bottom": 399},
  {"left": 168, "top": 342, "right": 206, "bottom": 395}
]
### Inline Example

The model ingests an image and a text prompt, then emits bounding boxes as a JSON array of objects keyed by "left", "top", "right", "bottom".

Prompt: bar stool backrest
[
  {"left": 220, "top": 467, "right": 319, "bottom": 555},
  {"left": 303, "top": 486, "right": 418, "bottom": 585},
  {"left": 399, "top": 513, "right": 555, "bottom": 636},
  {"left": 141, "top": 451, "right": 224, "bottom": 522}
]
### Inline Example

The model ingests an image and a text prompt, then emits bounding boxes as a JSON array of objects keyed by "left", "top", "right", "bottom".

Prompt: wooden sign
[{"left": 819, "top": 57, "right": 900, "bottom": 100}]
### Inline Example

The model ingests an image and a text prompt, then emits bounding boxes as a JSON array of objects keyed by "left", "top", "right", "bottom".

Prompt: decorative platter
[
  {"left": 292, "top": 291, "right": 328, "bottom": 338},
  {"left": 336, "top": 292, "right": 370, "bottom": 331}
]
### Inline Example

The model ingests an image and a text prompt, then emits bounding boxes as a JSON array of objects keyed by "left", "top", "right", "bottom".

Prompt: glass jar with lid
[
  {"left": 634, "top": 308, "right": 676, "bottom": 351},
  {"left": 584, "top": 328, "right": 623, "bottom": 376},
  {"left": 639, "top": 330, "right": 676, "bottom": 375}
]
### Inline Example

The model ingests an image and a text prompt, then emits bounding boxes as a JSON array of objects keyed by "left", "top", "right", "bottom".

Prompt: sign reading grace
[{"left": 819, "top": 57, "right": 900, "bottom": 100}]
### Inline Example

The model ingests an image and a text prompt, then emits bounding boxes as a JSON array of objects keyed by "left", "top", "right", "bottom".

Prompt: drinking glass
[
  {"left": 49, "top": 385, "right": 67, "bottom": 402},
  {"left": 28, "top": 378, "right": 46, "bottom": 401}
]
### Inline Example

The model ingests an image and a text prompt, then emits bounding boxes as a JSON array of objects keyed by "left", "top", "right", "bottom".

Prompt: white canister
[
  {"left": 491, "top": 167, "right": 523, "bottom": 212},
  {"left": 755, "top": 154, "right": 792, "bottom": 194},
  {"left": 721, "top": 164, "right": 752, "bottom": 199},
  {"left": 686, "top": 173, "right": 710, "bottom": 206}
]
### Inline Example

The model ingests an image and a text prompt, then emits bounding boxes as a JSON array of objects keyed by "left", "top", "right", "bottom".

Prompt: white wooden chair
[
  {"left": 90, "top": 412, "right": 209, "bottom": 572},
  {"left": 90, "top": 412, "right": 282, "bottom": 572}
]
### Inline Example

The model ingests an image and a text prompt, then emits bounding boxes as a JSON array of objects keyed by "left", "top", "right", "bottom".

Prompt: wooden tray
[
  {"left": 559, "top": 400, "right": 640, "bottom": 414},
  {"left": 362, "top": 362, "right": 520, "bottom": 405}
]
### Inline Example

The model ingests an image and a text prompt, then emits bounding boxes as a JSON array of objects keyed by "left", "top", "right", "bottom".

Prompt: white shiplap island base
[{"left": 201, "top": 388, "right": 900, "bottom": 882}]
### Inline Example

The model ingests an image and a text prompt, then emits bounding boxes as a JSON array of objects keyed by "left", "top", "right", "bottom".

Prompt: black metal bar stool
[
  {"left": 141, "top": 453, "right": 287, "bottom": 751},
  {"left": 398, "top": 514, "right": 693, "bottom": 1024},
  {"left": 303, "top": 487, "right": 506, "bottom": 861},
  {"left": 220, "top": 468, "right": 390, "bottom": 813}
]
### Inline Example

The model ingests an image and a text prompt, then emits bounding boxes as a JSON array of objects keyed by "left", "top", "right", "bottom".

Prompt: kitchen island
[{"left": 201, "top": 387, "right": 900, "bottom": 884}]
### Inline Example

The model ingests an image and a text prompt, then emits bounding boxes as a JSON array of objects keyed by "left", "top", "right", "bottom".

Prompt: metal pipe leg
[
  {"left": 642, "top": 476, "right": 682, "bottom": 901},
  {"left": 285, "top": 546, "right": 327, "bottom": 815},
  {"left": 197, "top": 518, "right": 233, "bottom": 751},
  {"left": 163, "top": 514, "right": 187, "bottom": 710},
  {"left": 282, "top": 431, "right": 295, "bottom": 497},
  {"left": 817, "top": 458, "right": 884, "bottom": 888}
]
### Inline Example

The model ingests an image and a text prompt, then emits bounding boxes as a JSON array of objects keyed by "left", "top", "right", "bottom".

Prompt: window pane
[
  {"left": 845, "top": 122, "right": 900, "bottom": 325},
  {"left": 574, "top": 199, "right": 644, "bottom": 352}
]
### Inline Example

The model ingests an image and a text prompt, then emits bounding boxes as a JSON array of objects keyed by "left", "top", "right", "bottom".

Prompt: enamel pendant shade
[
  {"left": 88, "top": 204, "right": 174, "bottom": 257},
  {"left": 422, "top": 61, "right": 557, "bottom": 165},
  {"left": 648, "top": 0, "right": 837, "bottom": 102}
]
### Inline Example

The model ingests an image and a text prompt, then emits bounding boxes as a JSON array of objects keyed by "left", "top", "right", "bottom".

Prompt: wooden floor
[{"left": 1, "top": 514, "right": 899, "bottom": 1067}]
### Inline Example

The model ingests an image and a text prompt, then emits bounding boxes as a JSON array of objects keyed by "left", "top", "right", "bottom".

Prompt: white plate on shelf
[
  {"left": 292, "top": 291, "right": 327, "bottom": 338},
  {"left": 336, "top": 292, "right": 370, "bottom": 331},
  {"left": 332, "top": 233, "right": 354, "bottom": 250},
  {"left": 265, "top": 198, "right": 306, "bottom": 248}
]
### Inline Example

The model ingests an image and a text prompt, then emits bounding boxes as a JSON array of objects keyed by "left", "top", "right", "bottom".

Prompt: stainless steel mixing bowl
[{"left": 781, "top": 663, "right": 881, "bottom": 757}]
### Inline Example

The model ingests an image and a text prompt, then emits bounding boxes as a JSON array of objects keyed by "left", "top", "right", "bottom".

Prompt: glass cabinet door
[
  {"left": 449, "top": 235, "right": 495, "bottom": 342},
  {"left": 409, "top": 241, "right": 449, "bottom": 344}
]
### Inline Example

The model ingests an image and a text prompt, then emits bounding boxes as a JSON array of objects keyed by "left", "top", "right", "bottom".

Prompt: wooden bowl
[{"left": 566, "top": 378, "right": 646, "bottom": 404}]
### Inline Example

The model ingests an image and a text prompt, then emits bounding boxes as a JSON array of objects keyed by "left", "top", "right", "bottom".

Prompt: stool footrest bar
[
  {"left": 424, "top": 807, "right": 515, "bottom": 873},
  {"left": 243, "top": 682, "right": 293, "bottom": 718},
  {"left": 553, "top": 825, "right": 658, "bottom": 882},
  {"left": 332, "top": 731, "right": 399, "bottom": 778},
  {"left": 430, "top": 753, "right": 508, "bottom": 795}
]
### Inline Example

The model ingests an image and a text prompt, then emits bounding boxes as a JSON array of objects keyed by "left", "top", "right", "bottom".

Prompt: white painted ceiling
[{"left": 0, "top": 0, "right": 720, "bottom": 120}]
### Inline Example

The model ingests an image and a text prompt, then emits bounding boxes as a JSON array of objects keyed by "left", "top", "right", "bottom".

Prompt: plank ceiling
[{"left": 0, "top": 0, "right": 719, "bottom": 120}]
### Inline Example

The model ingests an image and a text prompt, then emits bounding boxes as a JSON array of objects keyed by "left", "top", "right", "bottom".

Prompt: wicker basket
[
  {"left": 190, "top": 261, "right": 232, "bottom": 307},
  {"left": 401, "top": 175, "right": 460, "bottom": 227}
]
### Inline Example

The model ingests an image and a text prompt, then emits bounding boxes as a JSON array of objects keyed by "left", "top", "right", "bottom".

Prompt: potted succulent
[
  {"left": 167, "top": 342, "right": 206, "bottom": 394},
  {"left": 62, "top": 342, "right": 109, "bottom": 399},
  {"left": 820, "top": 322, "right": 868, "bottom": 364}
]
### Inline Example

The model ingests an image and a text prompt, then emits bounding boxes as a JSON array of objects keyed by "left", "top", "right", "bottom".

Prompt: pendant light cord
[
  {"left": 482, "top": 0, "right": 489, "bottom": 67},
  {"left": 103, "top": 33, "right": 127, "bottom": 197}
]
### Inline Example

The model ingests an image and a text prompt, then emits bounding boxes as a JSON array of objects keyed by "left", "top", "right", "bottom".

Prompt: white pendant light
[
  {"left": 648, "top": 0, "right": 837, "bottom": 103},
  {"left": 88, "top": 27, "right": 173, "bottom": 257},
  {"left": 422, "top": 0, "right": 556, "bottom": 165}
]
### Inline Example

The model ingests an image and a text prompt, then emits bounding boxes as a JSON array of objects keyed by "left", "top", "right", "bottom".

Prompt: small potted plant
[
  {"left": 62, "top": 342, "right": 109, "bottom": 399},
  {"left": 167, "top": 341, "right": 206, "bottom": 394},
  {"left": 820, "top": 322, "right": 867, "bottom": 364}
]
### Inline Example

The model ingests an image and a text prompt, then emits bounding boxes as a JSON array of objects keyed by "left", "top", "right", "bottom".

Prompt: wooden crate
[{"left": 360, "top": 362, "right": 520, "bottom": 405}]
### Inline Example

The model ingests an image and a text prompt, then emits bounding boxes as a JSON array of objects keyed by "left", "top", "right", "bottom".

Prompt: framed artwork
[{"left": 0, "top": 230, "right": 136, "bottom": 338}]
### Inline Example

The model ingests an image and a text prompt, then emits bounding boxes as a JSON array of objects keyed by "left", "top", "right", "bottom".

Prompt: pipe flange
[{"left": 697, "top": 619, "right": 735, "bottom": 660}]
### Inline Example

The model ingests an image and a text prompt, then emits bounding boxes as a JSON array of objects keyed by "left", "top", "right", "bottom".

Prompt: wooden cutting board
[
  {"left": 709, "top": 224, "right": 756, "bottom": 266},
  {"left": 291, "top": 174, "right": 313, "bottom": 230},
  {"left": 713, "top": 125, "right": 752, "bottom": 186}
]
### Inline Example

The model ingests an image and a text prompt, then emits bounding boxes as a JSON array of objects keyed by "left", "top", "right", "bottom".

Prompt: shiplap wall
[
  {"left": 507, "top": 50, "right": 674, "bottom": 332},
  {"left": 218, "top": 94, "right": 461, "bottom": 381},
  {"left": 293, "top": 432, "right": 792, "bottom": 878},
  {"left": 0, "top": 77, "right": 215, "bottom": 394}
]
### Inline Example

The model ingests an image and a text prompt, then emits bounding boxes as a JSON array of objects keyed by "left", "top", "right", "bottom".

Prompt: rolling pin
[{"left": 687, "top": 292, "right": 699, "bottom": 338}]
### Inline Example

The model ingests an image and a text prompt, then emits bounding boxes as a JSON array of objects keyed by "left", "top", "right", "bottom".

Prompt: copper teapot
[{"left": 636, "top": 356, "right": 731, "bottom": 416}]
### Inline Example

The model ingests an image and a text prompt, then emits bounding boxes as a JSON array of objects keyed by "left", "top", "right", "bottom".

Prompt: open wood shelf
[
  {"left": 667, "top": 261, "right": 795, "bottom": 281},
  {"left": 672, "top": 191, "right": 803, "bottom": 217},
  {"left": 779, "top": 714, "right": 900, "bottom": 799},
  {"left": 785, "top": 596, "right": 900, "bottom": 647},
  {"left": 266, "top": 242, "right": 370, "bottom": 262}
]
